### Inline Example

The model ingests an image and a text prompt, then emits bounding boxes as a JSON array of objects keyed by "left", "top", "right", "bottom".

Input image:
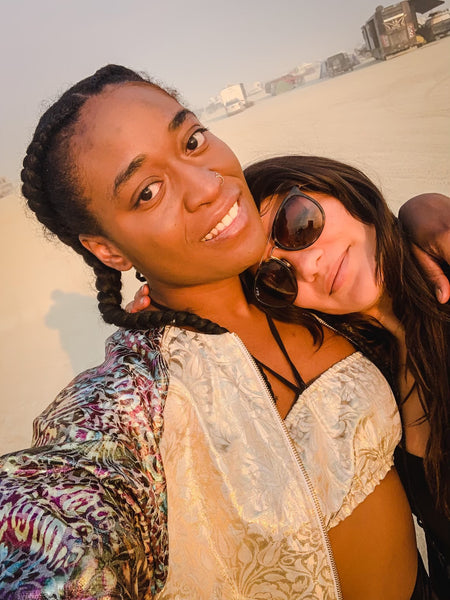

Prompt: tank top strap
[{"left": 252, "top": 315, "right": 306, "bottom": 396}]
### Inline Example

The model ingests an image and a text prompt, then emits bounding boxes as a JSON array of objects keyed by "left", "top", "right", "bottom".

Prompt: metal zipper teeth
[
  {"left": 232, "top": 332, "right": 343, "bottom": 600},
  {"left": 313, "top": 314, "right": 353, "bottom": 342}
]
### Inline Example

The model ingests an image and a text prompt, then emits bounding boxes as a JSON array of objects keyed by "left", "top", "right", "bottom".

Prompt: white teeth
[
  {"left": 222, "top": 214, "right": 233, "bottom": 227},
  {"left": 202, "top": 201, "right": 239, "bottom": 241}
]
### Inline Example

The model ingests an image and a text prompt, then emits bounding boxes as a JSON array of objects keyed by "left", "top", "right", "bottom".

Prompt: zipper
[
  {"left": 313, "top": 313, "right": 356, "bottom": 346},
  {"left": 232, "top": 332, "right": 343, "bottom": 600}
]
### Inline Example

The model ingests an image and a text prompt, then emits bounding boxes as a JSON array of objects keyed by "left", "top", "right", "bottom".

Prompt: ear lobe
[{"left": 79, "top": 234, "right": 133, "bottom": 271}]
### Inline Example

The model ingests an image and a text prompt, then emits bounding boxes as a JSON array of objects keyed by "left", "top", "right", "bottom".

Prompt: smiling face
[
  {"left": 73, "top": 82, "right": 266, "bottom": 299},
  {"left": 259, "top": 191, "right": 383, "bottom": 315}
]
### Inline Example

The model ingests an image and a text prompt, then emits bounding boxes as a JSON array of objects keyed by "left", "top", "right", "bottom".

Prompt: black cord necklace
[{"left": 252, "top": 314, "right": 306, "bottom": 401}]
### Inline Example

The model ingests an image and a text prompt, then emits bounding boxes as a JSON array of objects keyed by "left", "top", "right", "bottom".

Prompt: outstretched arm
[
  {"left": 398, "top": 193, "right": 450, "bottom": 303},
  {"left": 0, "top": 443, "right": 160, "bottom": 598}
]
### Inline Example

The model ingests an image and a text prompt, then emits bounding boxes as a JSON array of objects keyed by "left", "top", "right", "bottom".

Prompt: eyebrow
[
  {"left": 112, "top": 108, "right": 196, "bottom": 197},
  {"left": 168, "top": 108, "right": 195, "bottom": 131},
  {"left": 113, "top": 154, "right": 146, "bottom": 197}
]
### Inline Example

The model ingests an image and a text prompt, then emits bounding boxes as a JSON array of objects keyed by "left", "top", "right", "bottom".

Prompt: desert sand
[{"left": 0, "top": 38, "right": 449, "bottom": 455}]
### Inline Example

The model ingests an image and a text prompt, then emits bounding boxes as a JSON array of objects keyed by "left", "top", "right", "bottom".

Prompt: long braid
[{"left": 21, "top": 64, "right": 227, "bottom": 336}]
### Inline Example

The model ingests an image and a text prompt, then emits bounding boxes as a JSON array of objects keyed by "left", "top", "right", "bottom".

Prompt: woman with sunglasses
[
  {"left": 242, "top": 155, "right": 449, "bottom": 599},
  {"left": 0, "top": 66, "right": 439, "bottom": 599}
]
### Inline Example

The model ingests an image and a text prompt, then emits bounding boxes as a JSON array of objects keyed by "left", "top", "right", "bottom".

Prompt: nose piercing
[{"left": 215, "top": 172, "right": 224, "bottom": 185}]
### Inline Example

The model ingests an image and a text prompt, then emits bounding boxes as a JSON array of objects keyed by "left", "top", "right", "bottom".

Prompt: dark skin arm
[{"left": 398, "top": 193, "right": 450, "bottom": 303}]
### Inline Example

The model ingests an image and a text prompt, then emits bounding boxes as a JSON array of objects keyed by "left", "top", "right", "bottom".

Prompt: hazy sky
[{"left": 1, "top": 0, "right": 448, "bottom": 182}]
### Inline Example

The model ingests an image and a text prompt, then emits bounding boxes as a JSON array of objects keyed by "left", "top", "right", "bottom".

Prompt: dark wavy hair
[
  {"left": 21, "top": 64, "right": 226, "bottom": 335},
  {"left": 244, "top": 155, "right": 450, "bottom": 516}
]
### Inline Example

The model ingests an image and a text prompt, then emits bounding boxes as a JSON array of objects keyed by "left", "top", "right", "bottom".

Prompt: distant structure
[
  {"left": 290, "top": 62, "right": 321, "bottom": 81},
  {"left": 0, "top": 177, "right": 13, "bottom": 199},
  {"left": 322, "top": 53, "right": 355, "bottom": 78},
  {"left": 219, "top": 84, "right": 252, "bottom": 117},
  {"left": 264, "top": 72, "right": 304, "bottom": 96},
  {"left": 247, "top": 81, "right": 264, "bottom": 96},
  {"left": 361, "top": 0, "right": 445, "bottom": 60}
]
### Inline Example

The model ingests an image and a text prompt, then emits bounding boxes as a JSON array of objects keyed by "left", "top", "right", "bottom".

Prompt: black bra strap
[
  {"left": 266, "top": 315, "right": 306, "bottom": 391},
  {"left": 253, "top": 315, "right": 306, "bottom": 395}
]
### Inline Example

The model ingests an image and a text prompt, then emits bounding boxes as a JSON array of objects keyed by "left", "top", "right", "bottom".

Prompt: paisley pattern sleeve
[{"left": 0, "top": 328, "right": 169, "bottom": 599}]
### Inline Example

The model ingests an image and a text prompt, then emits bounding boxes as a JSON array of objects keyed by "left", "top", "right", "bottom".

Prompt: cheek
[{"left": 294, "top": 288, "right": 322, "bottom": 312}]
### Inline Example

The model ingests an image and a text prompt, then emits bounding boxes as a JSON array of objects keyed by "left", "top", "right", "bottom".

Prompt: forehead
[
  {"left": 77, "top": 82, "right": 183, "bottom": 143},
  {"left": 72, "top": 83, "right": 188, "bottom": 197}
]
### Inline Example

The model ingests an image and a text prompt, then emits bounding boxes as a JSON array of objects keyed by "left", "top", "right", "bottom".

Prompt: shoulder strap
[{"left": 253, "top": 315, "right": 305, "bottom": 395}]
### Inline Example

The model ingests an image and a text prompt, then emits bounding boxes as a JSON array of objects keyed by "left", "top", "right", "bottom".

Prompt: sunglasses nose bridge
[{"left": 270, "top": 244, "right": 292, "bottom": 263}]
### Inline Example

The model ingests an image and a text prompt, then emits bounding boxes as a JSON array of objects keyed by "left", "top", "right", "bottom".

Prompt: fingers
[
  {"left": 434, "top": 229, "right": 450, "bottom": 266},
  {"left": 399, "top": 193, "right": 450, "bottom": 253},
  {"left": 125, "top": 284, "right": 151, "bottom": 313},
  {"left": 412, "top": 244, "right": 450, "bottom": 304}
]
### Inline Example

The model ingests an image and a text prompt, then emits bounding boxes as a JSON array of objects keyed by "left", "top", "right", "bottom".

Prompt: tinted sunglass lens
[
  {"left": 254, "top": 260, "right": 297, "bottom": 308},
  {"left": 274, "top": 194, "right": 324, "bottom": 249}
]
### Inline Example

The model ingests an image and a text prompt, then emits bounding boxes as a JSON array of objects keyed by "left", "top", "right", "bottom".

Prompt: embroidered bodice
[{"left": 285, "top": 351, "right": 402, "bottom": 530}]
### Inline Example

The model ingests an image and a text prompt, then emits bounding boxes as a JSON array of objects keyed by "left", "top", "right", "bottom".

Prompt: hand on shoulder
[{"left": 399, "top": 193, "right": 450, "bottom": 303}]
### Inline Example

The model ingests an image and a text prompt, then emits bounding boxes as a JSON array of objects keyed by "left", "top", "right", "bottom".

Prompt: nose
[
  {"left": 274, "top": 246, "right": 323, "bottom": 283},
  {"left": 181, "top": 166, "right": 223, "bottom": 213}
]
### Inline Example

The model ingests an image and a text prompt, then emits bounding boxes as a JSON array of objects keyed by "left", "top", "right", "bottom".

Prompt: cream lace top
[
  {"left": 285, "top": 351, "right": 402, "bottom": 530},
  {"left": 157, "top": 331, "right": 400, "bottom": 598}
]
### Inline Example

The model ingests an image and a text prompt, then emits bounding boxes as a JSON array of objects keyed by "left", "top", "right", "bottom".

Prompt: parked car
[
  {"left": 324, "top": 53, "right": 354, "bottom": 77},
  {"left": 424, "top": 9, "right": 450, "bottom": 38}
]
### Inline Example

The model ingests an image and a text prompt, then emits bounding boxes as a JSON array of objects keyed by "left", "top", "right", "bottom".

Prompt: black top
[{"left": 394, "top": 446, "right": 450, "bottom": 599}]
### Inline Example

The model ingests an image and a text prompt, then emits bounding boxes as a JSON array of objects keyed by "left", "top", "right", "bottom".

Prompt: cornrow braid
[{"left": 21, "top": 64, "right": 226, "bottom": 336}]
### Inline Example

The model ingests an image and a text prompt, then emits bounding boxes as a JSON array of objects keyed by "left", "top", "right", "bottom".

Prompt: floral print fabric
[{"left": 0, "top": 328, "right": 169, "bottom": 598}]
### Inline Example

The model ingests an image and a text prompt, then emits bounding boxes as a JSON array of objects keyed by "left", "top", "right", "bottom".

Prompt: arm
[
  {"left": 398, "top": 193, "right": 450, "bottom": 303},
  {"left": 0, "top": 330, "right": 169, "bottom": 598},
  {"left": 0, "top": 442, "right": 158, "bottom": 598}
]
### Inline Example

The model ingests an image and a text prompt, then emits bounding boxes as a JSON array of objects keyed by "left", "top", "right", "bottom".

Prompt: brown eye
[
  {"left": 186, "top": 128, "right": 207, "bottom": 151},
  {"left": 138, "top": 181, "right": 162, "bottom": 205}
]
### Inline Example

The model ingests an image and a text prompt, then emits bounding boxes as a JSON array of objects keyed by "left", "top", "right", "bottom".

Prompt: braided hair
[{"left": 21, "top": 64, "right": 226, "bottom": 335}]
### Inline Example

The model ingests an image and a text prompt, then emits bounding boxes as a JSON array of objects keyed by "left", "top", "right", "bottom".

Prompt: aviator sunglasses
[{"left": 254, "top": 186, "right": 325, "bottom": 308}]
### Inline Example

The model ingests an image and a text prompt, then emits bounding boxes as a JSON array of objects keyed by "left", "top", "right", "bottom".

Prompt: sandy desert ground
[{"left": 0, "top": 37, "right": 449, "bottom": 455}]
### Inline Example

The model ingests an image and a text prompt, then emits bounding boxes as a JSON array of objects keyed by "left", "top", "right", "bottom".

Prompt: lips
[
  {"left": 201, "top": 200, "right": 239, "bottom": 241},
  {"left": 329, "top": 248, "right": 348, "bottom": 295}
]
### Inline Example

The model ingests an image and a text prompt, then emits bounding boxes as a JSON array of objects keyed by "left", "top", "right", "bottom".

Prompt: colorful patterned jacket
[
  {"left": 0, "top": 328, "right": 169, "bottom": 598},
  {"left": 0, "top": 325, "right": 399, "bottom": 599}
]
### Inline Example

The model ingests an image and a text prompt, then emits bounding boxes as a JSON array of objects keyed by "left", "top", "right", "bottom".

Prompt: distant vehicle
[
  {"left": 424, "top": 9, "right": 450, "bottom": 38},
  {"left": 324, "top": 53, "right": 354, "bottom": 77},
  {"left": 264, "top": 73, "right": 303, "bottom": 96},
  {"left": 361, "top": 2, "right": 418, "bottom": 60},
  {"left": 219, "top": 84, "right": 250, "bottom": 117}
]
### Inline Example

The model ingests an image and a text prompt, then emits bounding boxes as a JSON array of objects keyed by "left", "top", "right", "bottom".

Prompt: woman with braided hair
[{"left": 0, "top": 64, "right": 439, "bottom": 599}]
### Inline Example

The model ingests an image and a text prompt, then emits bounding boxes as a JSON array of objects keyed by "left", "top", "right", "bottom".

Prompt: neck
[
  {"left": 364, "top": 291, "right": 406, "bottom": 355},
  {"left": 150, "top": 276, "right": 259, "bottom": 332}
]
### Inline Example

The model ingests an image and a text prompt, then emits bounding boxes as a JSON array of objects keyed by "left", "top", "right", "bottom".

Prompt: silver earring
[{"left": 215, "top": 172, "right": 224, "bottom": 185}]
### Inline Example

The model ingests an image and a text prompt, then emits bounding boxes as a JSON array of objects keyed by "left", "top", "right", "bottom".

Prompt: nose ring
[{"left": 215, "top": 172, "right": 224, "bottom": 185}]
